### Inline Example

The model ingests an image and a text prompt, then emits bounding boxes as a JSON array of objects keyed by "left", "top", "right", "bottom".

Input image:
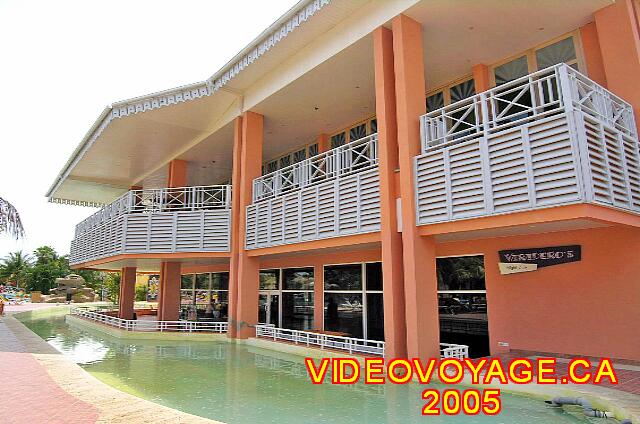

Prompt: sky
[{"left": 0, "top": 0, "right": 299, "bottom": 258}]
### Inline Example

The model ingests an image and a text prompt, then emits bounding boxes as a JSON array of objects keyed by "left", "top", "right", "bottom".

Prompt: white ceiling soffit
[
  {"left": 46, "top": 0, "right": 341, "bottom": 206},
  {"left": 403, "top": 0, "right": 612, "bottom": 90}
]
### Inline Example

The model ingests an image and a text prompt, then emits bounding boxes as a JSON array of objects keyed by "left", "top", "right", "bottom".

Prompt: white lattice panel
[{"left": 246, "top": 168, "right": 380, "bottom": 249}]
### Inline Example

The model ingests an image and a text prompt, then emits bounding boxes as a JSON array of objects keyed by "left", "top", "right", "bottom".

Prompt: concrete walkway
[{"left": 0, "top": 304, "right": 221, "bottom": 424}]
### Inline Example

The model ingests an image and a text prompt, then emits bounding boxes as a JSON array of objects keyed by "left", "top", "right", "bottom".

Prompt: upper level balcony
[
  {"left": 414, "top": 64, "right": 640, "bottom": 226},
  {"left": 70, "top": 185, "right": 232, "bottom": 266},
  {"left": 246, "top": 134, "right": 380, "bottom": 249}
]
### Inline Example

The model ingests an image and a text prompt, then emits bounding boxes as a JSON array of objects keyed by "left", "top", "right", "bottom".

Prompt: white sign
[{"left": 498, "top": 262, "right": 538, "bottom": 275}]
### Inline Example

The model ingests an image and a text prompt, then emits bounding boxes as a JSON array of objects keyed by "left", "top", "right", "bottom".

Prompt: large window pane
[
  {"left": 260, "top": 269, "right": 279, "bottom": 290},
  {"left": 349, "top": 123, "right": 367, "bottom": 142},
  {"left": 181, "top": 275, "right": 194, "bottom": 290},
  {"left": 324, "top": 293, "right": 363, "bottom": 338},
  {"left": 211, "top": 272, "right": 229, "bottom": 290},
  {"left": 426, "top": 91, "right": 444, "bottom": 112},
  {"left": 365, "top": 262, "right": 383, "bottom": 291},
  {"left": 282, "top": 292, "right": 313, "bottom": 331},
  {"left": 195, "top": 273, "right": 209, "bottom": 290},
  {"left": 436, "top": 257, "right": 485, "bottom": 291},
  {"left": 330, "top": 132, "right": 346, "bottom": 149},
  {"left": 536, "top": 37, "right": 576, "bottom": 70},
  {"left": 283, "top": 267, "right": 314, "bottom": 290},
  {"left": 449, "top": 79, "right": 476, "bottom": 103},
  {"left": 366, "top": 293, "right": 384, "bottom": 341},
  {"left": 494, "top": 56, "right": 528, "bottom": 85},
  {"left": 324, "top": 264, "right": 362, "bottom": 291},
  {"left": 180, "top": 289, "right": 194, "bottom": 306}
]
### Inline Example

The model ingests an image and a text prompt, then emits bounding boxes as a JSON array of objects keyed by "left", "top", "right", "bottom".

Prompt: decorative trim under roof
[
  {"left": 47, "top": 0, "right": 331, "bottom": 202},
  {"left": 48, "top": 197, "right": 105, "bottom": 208}
]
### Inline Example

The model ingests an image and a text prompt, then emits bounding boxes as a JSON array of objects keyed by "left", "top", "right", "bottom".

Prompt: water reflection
[{"left": 17, "top": 309, "right": 601, "bottom": 424}]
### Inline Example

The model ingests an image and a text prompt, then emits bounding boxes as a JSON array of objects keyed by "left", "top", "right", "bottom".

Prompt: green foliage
[
  {"left": 75, "top": 269, "right": 102, "bottom": 291},
  {"left": 135, "top": 284, "right": 148, "bottom": 301},
  {"left": 436, "top": 256, "right": 485, "bottom": 291},
  {"left": 0, "top": 251, "right": 32, "bottom": 289},
  {"left": 104, "top": 272, "right": 120, "bottom": 304}
]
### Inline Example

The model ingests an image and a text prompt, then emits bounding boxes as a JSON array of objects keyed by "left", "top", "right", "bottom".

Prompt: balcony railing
[
  {"left": 70, "top": 185, "right": 232, "bottom": 265},
  {"left": 253, "top": 134, "right": 378, "bottom": 202},
  {"left": 415, "top": 64, "right": 640, "bottom": 225}
]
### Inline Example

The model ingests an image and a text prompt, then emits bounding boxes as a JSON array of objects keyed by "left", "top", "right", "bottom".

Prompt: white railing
[
  {"left": 70, "top": 308, "right": 228, "bottom": 333},
  {"left": 440, "top": 343, "right": 469, "bottom": 360},
  {"left": 255, "top": 324, "right": 385, "bottom": 356},
  {"left": 76, "top": 185, "right": 231, "bottom": 236},
  {"left": 420, "top": 64, "right": 636, "bottom": 152},
  {"left": 415, "top": 64, "right": 640, "bottom": 225},
  {"left": 253, "top": 134, "right": 378, "bottom": 202}
]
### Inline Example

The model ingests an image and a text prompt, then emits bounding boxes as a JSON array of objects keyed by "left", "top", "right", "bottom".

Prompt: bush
[{"left": 135, "top": 284, "right": 148, "bottom": 301}]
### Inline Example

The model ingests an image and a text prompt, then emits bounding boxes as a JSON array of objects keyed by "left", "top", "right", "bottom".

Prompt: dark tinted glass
[
  {"left": 366, "top": 293, "right": 384, "bottom": 341},
  {"left": 324, "top": 264, "right": 362, "bottom": 291},
  {"left": 365, "top": 262, "right": 382, "bottom": 291},
  {"left": 282, "top": 292, "right": 313, "bottom": 331},
  {"left": 324, "top": 293, "right": 363, "bottom": 338},
  {"left": 260, "top": 269, "right": 279, "bottom": 290},
  {"left": 283, "top": 268, "right": 314, "bottom": 290}
]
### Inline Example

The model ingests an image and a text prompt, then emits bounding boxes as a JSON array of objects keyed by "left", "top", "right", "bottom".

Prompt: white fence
[
  {"left": 70, "top": 186, "right": 232, "bottom": 265},
  {"left": 415, "top": 64, "right": 640, "bottom": 224},
  {"left": 70, "top": 308, "right": 228, "bottom": 333},
  {"left": 440, "top": 343, "right": 469, "bottom": 360},
  {"left": 253, "top": 134, "right": 378, "bottom": 202},
  {"left": 246, "top": 167, "right": 380, "bottom": 249},
  {"left": 255, "top": 324, "right": 386, "bottom": 356}
]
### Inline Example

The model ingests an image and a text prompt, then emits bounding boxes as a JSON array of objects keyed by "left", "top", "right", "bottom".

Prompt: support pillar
[
  {"left": 313, "top": 264, "right": 324, "bottom": 331},
  {"left": 595, "top": 0, "right": 640, "bottom": 131},
  {"left": 472, "top": 64, "right": 490, "bottom": 93},
  {"left": 579, "top": 22, "right": 608, "bottom": 88},
  {"left": 229, "top": 111, "right": 263, "bottom": 339},
  {"left": 392, "top": 14, "right": 440, "bottom": 359},
  {"left": 158, "top": 261, "right": 181, "bottom": 321},
  {"left": 373, "top": 26, "right": 407, "bottom": 358},
  {"left": 167, "top": 159, "right": 187, "bottom": 187},
  {"left": 317, "top": 133, "right": 330, "bottom": 153},
  {"left": 118, "top": 267, "right": 136, "bottom": 320}
]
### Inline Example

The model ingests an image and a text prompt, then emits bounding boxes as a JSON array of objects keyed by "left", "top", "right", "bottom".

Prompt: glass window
[
  {"left": 449, "top": 79, "right": 476, "bottom": 103},
  {"left": 426, "top": 91, "right": 444, "bottom": 112},
  {"left": 283, "top": 268, "right": 314, "bottom": 290},
  {"left": 279, "top": 155, "right": 291, "bottom": 169},
  {"left": 436, "top": 257, "right": 485, "bottom": 291},
  {"left": 195, "top": 273, "right": 209, "bottom": 290},
  {"left": 211, "top": 272, "right": 229, "bottom": 290},
  {"left": 324, "top": 264, "right": 362, "bottom": 291},
  {"left": 266, "top": 160, "right": 278, "bottom": 174},
  {"left": 180, "top": 290, "right": 194, "bottom": 305},
  {"left": 330, "top": 132, "right": 346, "bottom": 149},
  {"left": 324, "top": 293, "right": 363, "bottom": 338},
  {"left": 536, "top": 37, "right": 576, "bottom": 70},
  {"left": 259, "top": 269, "right": 279, "bottom": 290},
  {"left": 365, "top": 262, "right": 383, "bottom": 291},
  {"left": 293, "top": 148, "right": 306, "bottom": 163},
  {"left": 349, "top": 123, "right": 367, "bottom": 142},
  {"left": 308, "top": 143, "right": 319, "bottom": 157},
  {"left": 181, "top": 274, "right": 194, "bottom": 290},
  {"left": 494, "top": 56, "right": 528, "bottom": 85},
  {"left": 369, "top": 118, "right": 377, "bottom": 134},
  {"left": 366, "top": 293, "right": 384, "bottom": 341},
  {"left": 282, "top": 292, "right": 314, "bottom": 331}
]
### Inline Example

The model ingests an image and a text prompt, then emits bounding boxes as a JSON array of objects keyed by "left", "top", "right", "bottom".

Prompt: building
[{"left": 47, "top": 0, "right": 640, "bottom": 361}]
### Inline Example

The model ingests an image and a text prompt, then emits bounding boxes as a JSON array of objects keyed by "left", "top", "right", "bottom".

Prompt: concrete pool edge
[
  {"left": 5, "top": 311, "right": 225, "bottom": 424},
  {"left": 14, "top": 308, "right": 640, "bottom": 423}
]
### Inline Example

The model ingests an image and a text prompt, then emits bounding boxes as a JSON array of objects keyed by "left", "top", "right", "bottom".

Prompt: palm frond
[{"left": 0, "top": 197, "right": 25, "bottom": 239}]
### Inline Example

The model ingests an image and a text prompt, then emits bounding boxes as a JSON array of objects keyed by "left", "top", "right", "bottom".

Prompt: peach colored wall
[
  {"left": 228, "top": 116, "right": 243, "bottom": 338},
  {"left": 595, "top": 0, "right": 640, "bottom": 132},
  {"left": 580, "top": 22, "right": 608, "bottom": 87},
  {"left": 392, "top": 14, "right": 441, "bottom": 359},
  {"left": 436, "top": 226, "right": 640, "bottom": 361},
  {"left": 118, "top": 267, "right": 136, "bottom": 320},
  {"left": 374, "top": 25, "right": 408, "bottom": 358}
]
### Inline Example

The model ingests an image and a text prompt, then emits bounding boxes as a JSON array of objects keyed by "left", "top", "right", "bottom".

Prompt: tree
[
  {"left": 0, "top": 197, "right": 24, "bottom": 239},
  {"left": 0, "top": 251, "right": 32, "bottom": 289},
  {"left": 104, "top": 272, "right": 120, "bottom": 304},
  {"left": 26, "top": 246, "right": 70, "bottom": 294}
]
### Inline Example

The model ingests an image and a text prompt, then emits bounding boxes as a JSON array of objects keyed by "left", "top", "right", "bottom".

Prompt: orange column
[
  {"left": 313, "top": 264, "right": 324, "bottom": 331},
  {"left": 228, "top": 117, "right": 243, "bottom": 338},
  {"left": 392, "top": 14, "right": 440, "bottom": 359},
  {"left": 472, "top": 64, "right": 490, "bottom": 92},
  {"left": 579, "top": 22, "right": 608, "bottom": 88},
  {"left": 118, "top": 267, "right": 136, "bottom": 320},
  {"left": 317, "top": 134, "right": 330, "bottom": 153},
  {"left": 595, "top": 0, "right": 640, "bottom": 130},
  {"left": 167, "top": 159, "right": 187, "bottom": 188},
  {"left": 158, "top": 261, "right": 182, "bottom": 321},
  {"left": 373, "top": 26, "right": 407, "bottom": 358},
  {"left": 229, "top": 111, "right": 263, "bottom": 338}
]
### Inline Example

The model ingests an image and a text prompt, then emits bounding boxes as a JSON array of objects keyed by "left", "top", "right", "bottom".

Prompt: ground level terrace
[{"left": 99, "top": 223, "right": 639, "bottom": 362}]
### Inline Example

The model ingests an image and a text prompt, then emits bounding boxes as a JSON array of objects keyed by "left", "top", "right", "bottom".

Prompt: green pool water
[{"left": 16, "top": 308, "right": 614, "bottom": 424}]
